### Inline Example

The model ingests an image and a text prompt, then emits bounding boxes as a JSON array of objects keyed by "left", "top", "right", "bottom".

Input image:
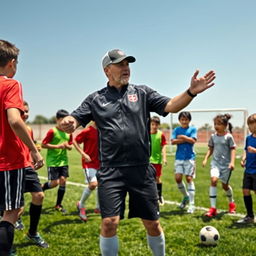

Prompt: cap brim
[{"left": 112, "top": 56, "right": 136, "bottom": 64}]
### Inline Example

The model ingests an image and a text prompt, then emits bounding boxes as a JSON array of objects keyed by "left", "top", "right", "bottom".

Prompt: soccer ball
[{"left": 199, "top": 226, "right": 220, "bottom": 246}]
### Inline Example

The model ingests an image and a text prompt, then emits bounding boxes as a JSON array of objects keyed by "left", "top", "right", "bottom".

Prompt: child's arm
[
  {"left": 241, "top": 150, "right": 246, "bottom": 168},
  {"left": 7, "top": 108, "right": 44, "bottom": 170},
  {"left": 229, "top": 148, "right": 236, "bottom": 171},
  {"left": 202, "top": 147, "right": 213, "bottom": 167},
  {"left": 171, "top": 138, "right": 185, "bottom": 145},
  {"left": 73, "top": 140, "right": 92, "bottom": 162},
  {"left": 162, "top": 144, "right": 167, "bottom": 165},
  {"left": 176, "top": 135, "right": 196, "bottom": 144}
]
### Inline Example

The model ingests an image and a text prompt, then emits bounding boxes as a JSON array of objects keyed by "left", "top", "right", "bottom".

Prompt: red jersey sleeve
[
  {"left": 75, "top": 129, "right": 88, "bottom": 144},
  {"left": 4, "top": 80, "right": 24, "bottom": 112},
  {"left": 42, "top": 129, "right": 54, "bottom": 144},
  {"left": 161, "top": 133, "right": 167, "bottom": 146},
  {"left": 68, "top": 134, "right": 73, "bottom": 145}
]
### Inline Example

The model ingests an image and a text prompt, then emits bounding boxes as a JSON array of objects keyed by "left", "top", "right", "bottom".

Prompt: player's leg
[
  {"left": 0, "top": 169, "right": 25, "bottom": 255},
  {"left": 42, "top": 167, "right": 59, "bottom": 191},
  {"left": 175, "top": 160, "right": 189, "bottom": 209},
  {"left": 153, "top": 164, "right": 164, "bottom": 206}
]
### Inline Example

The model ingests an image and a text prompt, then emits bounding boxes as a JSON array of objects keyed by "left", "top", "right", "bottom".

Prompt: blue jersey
[
  {"left": 172, "top": 126, "right": 197, "bottom": 160},
  {"left": 245, "top": 134, "right": 256, "bottom": 174}
]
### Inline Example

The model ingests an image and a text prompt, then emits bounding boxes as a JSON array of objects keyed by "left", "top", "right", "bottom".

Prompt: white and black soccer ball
[{"left": 199, "top": 226, "right": 220, "bottom": 245}]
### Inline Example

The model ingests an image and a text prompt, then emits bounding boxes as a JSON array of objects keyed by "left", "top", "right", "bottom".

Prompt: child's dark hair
[
  {"left": 151, "top": 116, "right": 160, "bottom": 124},
  {"left": 0, "top": 40, "right": 19, "bottom": 67},
  {"left": 23, "top": 101, "right": 29, "bottom": 107},
  {"left": 178, "top": 111, "right": 192, "bottom": 121},
  {"left": 214, "top": 113, "right": 233, "bottom": 133},
  {"left": 56, "top": 109, "right": 69, "bottom": 119},
  {"left": 247, "top": 113, "right": 256, "bottom": 125}
]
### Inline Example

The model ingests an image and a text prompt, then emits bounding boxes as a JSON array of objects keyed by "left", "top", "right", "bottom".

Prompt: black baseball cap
[{"left": 102, "top": 49, "right": 136, "bottom": 69}]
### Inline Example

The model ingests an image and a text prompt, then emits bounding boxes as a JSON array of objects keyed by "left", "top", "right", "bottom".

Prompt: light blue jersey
[{"left": 172, "top": 126, "right": 197, "bottom": 160}]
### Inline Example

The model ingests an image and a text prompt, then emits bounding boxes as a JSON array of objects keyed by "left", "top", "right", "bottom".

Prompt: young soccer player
[
  {"left": 150, "top": 116, "right": 167, "bottom": 206},
  {"left": 73, "top": 121, "right": 100, "bottom": 221},
  {"left": 16, "top": 101, "right": 48, "bottom": 247},
  {"left": 202, "top": 114, "right": 236, "bottom": 217},
  {"left": 41, "top": 109, "right": 73, "bottom": 213},
  {"left": 171, "top": 111, "right": 197, "bottom": 213},
  {"left": 237, "top": 113, "right": 256, "bottom": 224},
  {"left": 0, "top": 39, "right": 44, "bottom": 255}
]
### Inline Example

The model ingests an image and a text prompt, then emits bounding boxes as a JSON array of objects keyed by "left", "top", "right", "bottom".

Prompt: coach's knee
[
  {"left": 101, "top": 216, "right": 119, "bottom": 237},
  {"left": 142, "top": 219, "right": 162, "bottom": 236}
]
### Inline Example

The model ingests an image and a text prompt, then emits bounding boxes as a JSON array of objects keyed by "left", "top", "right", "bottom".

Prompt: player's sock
[
  {"left": 225, "top": 185, "right": 234, "bottom": 202},
  {"left": 80, "top": 187, "right": 92, "bottom": 208},
  {"left": 157, "top": 183, "right": 162, "bottom": 200},
  {"left": 244, "top": 195, "right": 254, "bottom": 217},
  {"left": 100, "top": 235, "right": 118, "bottom": 256},
  {"left": 187, "top": 181, "right": 195, "bottom": 205},
  {"left": 56, "top": 185, "right": 66, "bottom": 206},
  {"left": 95, "top": 187, "right": 100, "bottom": 210},
  {"left": 28, "top": 203, "right": 42, "bottom": 236},
  {"left": 147, "top": 232, "right": 165, "bottom": 256},
  {"left": 42, "top": 182, "right": 51, "bottom": 191},
  {"left": 0, "top": 221, "right": 14, "bottom": 255},
  {"left": 209, "top": 186, "right": 217, "bottom": 208},
  {"left": 177, "top": 181, "right": 188, "bottom": 197}
]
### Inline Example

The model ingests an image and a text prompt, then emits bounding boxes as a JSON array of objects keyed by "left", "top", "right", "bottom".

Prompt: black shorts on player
[
  {"left": 24, "top": 166, "right": 43, "bottom": 193},
  {"left": 47, "top": 166, "right": 69, "bottom": 180},
  {"left": 97, "top": 164, "right": 159, "bottom": 220},
  {"left": 0, "top": 168, "right": 25, "bottom": 211},
  {"left": 242, "top": 172, "right": 256, "bottom": 191}
]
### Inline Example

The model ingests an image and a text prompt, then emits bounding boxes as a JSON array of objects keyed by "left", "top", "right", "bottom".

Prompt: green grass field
[{"left": 13, "top": 146, "right": 256, "bottom": 256}]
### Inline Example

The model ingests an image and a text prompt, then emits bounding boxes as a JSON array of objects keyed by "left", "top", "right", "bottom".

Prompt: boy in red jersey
[
  {"left": 73, "top": 121, "right": 100, "bottom": 221},
  {"left": 0, "top": 40, "right": 44, "bottom": 256}
]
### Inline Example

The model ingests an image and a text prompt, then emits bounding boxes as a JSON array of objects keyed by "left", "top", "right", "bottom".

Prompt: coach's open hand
[{"left": 189, "top": 70, "right": 216, "bottom": 95}]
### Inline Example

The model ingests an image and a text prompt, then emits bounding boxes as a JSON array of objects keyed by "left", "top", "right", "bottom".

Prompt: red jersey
[
  {"left": 0, "top": 76, "right": 30, "bottom": 171},
  {"left": 75, "top": 126, "right": 100, "bottom": 169}
]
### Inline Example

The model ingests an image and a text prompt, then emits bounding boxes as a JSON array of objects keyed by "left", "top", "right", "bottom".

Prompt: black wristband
[{"left": 187, "top": 89, "right": 197, "bottom": 98}]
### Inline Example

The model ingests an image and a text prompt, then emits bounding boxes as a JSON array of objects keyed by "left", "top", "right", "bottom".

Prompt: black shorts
[
  {"left": 24, "top": 166, "right": 43, "bottom": 193},
  {"left": 48, "top": 166, "right": 69, "bottom": 180},
  {"left": 242, "top": 172, "right": 256, "bottom": 191},
  {"left": 96, "top": 164, "right": 159, "bottom": 220},
  {"left": 0, "top": 169, "right": 25, "bottom": 211}
]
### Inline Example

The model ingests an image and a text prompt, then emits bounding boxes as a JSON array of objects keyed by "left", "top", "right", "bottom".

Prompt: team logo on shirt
[{"left": 128, "top": 94, "right": 138, "bottom": 102}]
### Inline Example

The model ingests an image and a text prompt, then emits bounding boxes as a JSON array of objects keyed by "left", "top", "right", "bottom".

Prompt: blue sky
[{"left": 1, "top": 0, "right": 256, "bottom": 127}]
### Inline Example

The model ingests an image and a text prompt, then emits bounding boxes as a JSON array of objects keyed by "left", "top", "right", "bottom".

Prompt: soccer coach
[{"left": 61, "top": 49, "right": 215, "bottom": 256}]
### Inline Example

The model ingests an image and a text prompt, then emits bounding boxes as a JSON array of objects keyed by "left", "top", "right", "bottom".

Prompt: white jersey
[{"left": 208, "top": 132, "right": 236, "bottom": 168}]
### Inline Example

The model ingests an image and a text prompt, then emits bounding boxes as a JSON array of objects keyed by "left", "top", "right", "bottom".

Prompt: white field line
[{"left": 39, "top": 176, "right": 245, "bottom": 218}]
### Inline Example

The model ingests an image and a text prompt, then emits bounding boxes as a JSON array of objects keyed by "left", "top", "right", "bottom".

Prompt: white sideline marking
[{"left": 39, "top": 176, "right": 245, "bottom": 218}]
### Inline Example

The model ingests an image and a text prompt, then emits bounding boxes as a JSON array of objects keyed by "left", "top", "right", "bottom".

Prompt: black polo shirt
[{"left": 71, "top": 84, "right": 170, "bottom": 167}]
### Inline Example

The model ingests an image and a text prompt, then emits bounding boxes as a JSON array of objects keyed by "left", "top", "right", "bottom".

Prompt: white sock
[
  {"left": 226, "top": 185, "right": 234, "bottom": 203},
  {"left": 209, "top": 186, "right": 217, "bottom": 208},
  {"left": 187, "top": 181, "right": 195, "bottom": 205},
  {"left": 80, "top": 187, "right": 92, "bottom": 208},
  {"left": 100, "top": 235, "right": 118, "bottom": 256},
  {"left": 147, "top": 232, "right": 165, "bottom": 256},
  {"left": 177, "top": 181, "right": 188, "bottom": 197}
]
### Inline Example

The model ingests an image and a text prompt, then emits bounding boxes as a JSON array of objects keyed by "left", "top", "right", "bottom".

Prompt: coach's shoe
[
  {"left": 205, "top": 207, "right": 217, "bottom": 217},
  {"left": 228, "top": 202, "right": 236, "bottom": 214},
  {"left": 236, "top": 215, "right": 254, "bottom": 224},
  {"left": 15, "top": 217, "right": 25, "bottom": 230},
  {"left": 179, "top": 196, "right": 189, "bottom": 209},
  {"left": 94, "top": 208, "right": 101, "bottom": 214},
  {"left": 54, "top": 204, "right": 67, "bottom": 214},
  {"left": 26, "top": 232, "right": 49, "bottom": 248},
  {"left": 187, "top": 204, "right": 195, "bottom": 214},
  {"left": 77, "top": 201, "right": 88, "bottom": 221}
]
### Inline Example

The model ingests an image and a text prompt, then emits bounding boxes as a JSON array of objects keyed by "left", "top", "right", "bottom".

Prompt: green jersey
[
  {"left": 43, "top": 127, "right": 72, "bottom": 167},
  {"left": 150, "top": 130, "right": 167, "bottom": 164}
]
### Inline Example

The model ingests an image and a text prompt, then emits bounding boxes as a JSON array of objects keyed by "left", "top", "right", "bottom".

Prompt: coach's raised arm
[{"left": 164, "top": 70, "right": 216, "bottom": 113}]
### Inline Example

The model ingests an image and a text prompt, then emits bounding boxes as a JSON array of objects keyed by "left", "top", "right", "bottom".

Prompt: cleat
[
  {"left": 229, "top": 202, "right": 236, "bottom": 214},
  {"left": 179, "top": 196, "right": 189, "bottom": 209},
  {"left": 76, "top": 201, "right": 87, "bottom": 221},
  {"left": 187, "top": 204, "right": 195, "bottom": 214},
  {"left": 236, "top": 215, "right": 254, "bottom": 224},
  {"left": 204, "top": 207, "right": 217, "bottom": 217},
  {"left": 158, "top": 196, "right": 165, "bottom": 206},
  {"left": 94, "top": 208, "right": 101, "bottom": 214},
  {"left": 54, "top": 204, "right": 67, "bottom": 214},
  {"left": 15, "top": 218, "right": 25, "bottom": 230},
  {"left": 26, "top": 232, "right": 49, "bottom": 248}
]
